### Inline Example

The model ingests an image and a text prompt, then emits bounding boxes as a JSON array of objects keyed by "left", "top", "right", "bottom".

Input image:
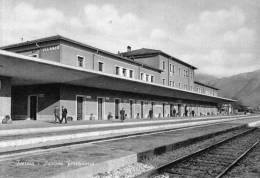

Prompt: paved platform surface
[
  {"left": 0, "top": 115, "right": 257, "bottom": 152},
  {"left": 0, "top": 114, "right": 243, "bottom": 132},
  {"left": 0, "top": 115, "right": 259, "bottom": 153},
  {"left": 0, "top": 115, "right": 259, "bottom": 178},
  {"left": 0, "top": 115, "right": 247, "bottom": 140}
]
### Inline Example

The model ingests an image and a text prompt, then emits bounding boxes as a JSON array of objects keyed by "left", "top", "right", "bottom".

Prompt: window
[
  {"left": 169, "top": 81, "right": 172, "bottom": 87},
  {"left": 77, "top": 56, "right": 84, "bottom": 67},
  {"left": 140, "top": 73, "right": 144, "bottom": 80},
  {"left": 162, "top": 61, "right": 165, "bottom": 70},
  {"left": 129, "top": 70, "right": 133, "bottom": 78},
  {"left": 98, "top": 62, "right": 103, "bottom": 72},
  {"left": 179, "top": 83, "right": 181, "bottom": 88},
  {"left": 151, "top": 76, "right": 154, "bottom": 83},
  {"left": 172, "top": 81, "right": 175, "bottom": 87},
  {"left": 146, "top": 74, "right": 149, "bottom": 82},
  {"left": 170, "top": 64, "right": 172, "bottom": 72},
  {"left": 184, "top": 70, "right": 186, "bottom": 77},
  {"left": 115, "top": 66, "right": 120, "bottom": 75},
  {"left": 172, "top": 65, "right": 175, "bottom": 74},
  {"left": 0, "top": 80, "right": 1, "bottom": 90},
  {"left": 122, "top": 68, "right": 127, "bottom": 77},
  {"left": 179, "top": 68, "right": 181, "bottom": 75},
  {"left": 162, "top": 79, "right": 166, "bottom": 85}
]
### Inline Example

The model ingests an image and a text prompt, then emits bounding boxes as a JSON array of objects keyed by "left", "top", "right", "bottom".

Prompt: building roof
[
  {"left": 122, "top": 48, "right": 197, "bottom": 70},
  {"left": 194, "top": 81, "right": 219, "bottom": 90},
  {"left": 0, "top": 35, "right": 163, "bottom": 73}
]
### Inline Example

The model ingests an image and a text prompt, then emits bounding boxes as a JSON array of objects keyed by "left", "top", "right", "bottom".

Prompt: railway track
[
  {"left": 137, "top": 127, "right": 259, "bottom": 178},
  {"left": 0, "top": 121, "right": 240, "bottom": 161}
]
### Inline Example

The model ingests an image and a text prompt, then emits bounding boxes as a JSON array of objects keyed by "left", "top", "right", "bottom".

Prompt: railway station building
[{"left": 0, "top": 35, "right": 234, "bottom": 121}]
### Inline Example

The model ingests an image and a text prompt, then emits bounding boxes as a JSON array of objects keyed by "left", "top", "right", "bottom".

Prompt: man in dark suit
[
  {"left": 120, "top": 108, "right": 125, "bottom": 122},
  {"left": 60, "top": 106, "right": 68, "bottom": 124}
]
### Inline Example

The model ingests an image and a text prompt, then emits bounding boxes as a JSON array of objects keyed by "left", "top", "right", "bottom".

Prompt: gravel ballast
[{"left": 93, "top": 163, "right": 154, "bottom": 178}]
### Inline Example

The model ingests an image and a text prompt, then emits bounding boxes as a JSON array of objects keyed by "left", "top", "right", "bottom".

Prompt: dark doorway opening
[
  {"left": 77, "top": 96, "right": 84, "bottom": 120},
  {"left": 98, "top": 98, "right": 103, "bottom": 120},
  {"left": 29, "top": 95, "right": 37, "bottom": 120},
  {"left": 115, "top": 99, "right": 120, "bottom": 119}
]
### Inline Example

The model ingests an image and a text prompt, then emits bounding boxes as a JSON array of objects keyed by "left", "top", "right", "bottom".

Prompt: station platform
[
  {"left": 0, "top": 115, "right": 260, "bottom": 178},
  {"left": 0, "top": 115, "right": 258, "bottom": 153}
]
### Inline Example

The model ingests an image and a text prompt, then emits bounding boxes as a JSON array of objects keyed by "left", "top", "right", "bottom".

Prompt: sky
[{"left": 0, "top": 0, "right": 259, "bottom": 77}]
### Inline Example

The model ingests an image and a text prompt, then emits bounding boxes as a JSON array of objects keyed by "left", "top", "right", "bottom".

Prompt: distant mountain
[
  {"left": 195, "top": 73, "right": 219, "bottom": 84},
  {"left": 196, "top": 70, "right": 260, "bottom": 108}
]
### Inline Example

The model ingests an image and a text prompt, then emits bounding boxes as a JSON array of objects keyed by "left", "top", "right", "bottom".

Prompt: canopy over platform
[{"left": 0, "top": 50, "right": 235, "bottom": 104}]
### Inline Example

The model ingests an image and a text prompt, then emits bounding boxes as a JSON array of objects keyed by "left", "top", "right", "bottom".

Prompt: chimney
[{"left": 127, "top": 46, "right": 131, "bottom": 52}]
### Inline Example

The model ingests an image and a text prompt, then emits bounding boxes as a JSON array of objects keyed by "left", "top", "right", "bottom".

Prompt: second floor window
[
  {"left": 122, "top": 68, "right": 127, "bottom": 77},
  {"left": 115, "top": 66, "right": 120, "bottom": 75},
  {"left": 140, "top": 73, "right": 144, "bottom": 80},
  {"left": 170, "top": 64, "right": 172, "bottom": 72},
  {"left": 77, "top": 56, "right": 84, "bottom": 67},
  {"left": 129, "top": 70, "right": 133, "bottom": 78},
  {"left": 98, "top": 62, "right": 103, "bottom": 72},
  {"left": 151, "top": 76, "right": 154, "bottom": 83},
  {"left": 146, "top": 74, "right": 149, "bottom": 82}
]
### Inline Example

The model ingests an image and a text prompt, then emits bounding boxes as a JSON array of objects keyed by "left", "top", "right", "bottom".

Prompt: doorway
[
  {"left": 130, "top": 100, "right": 133, "bottom": 118},
  {"left": 163, "top": 103, "right": 165, "bottom": 117},
  {"left": 141, "top": 101, "right": 144, "bottom": 118},
  {"left": 98, "top": 98, "right": 104, "bottom": 120},
  {"left": 28, "top": 95, "right": 38, "bottom": 120},
  {"left": 170, "top": 104, "right": 174, "bottom": 117},
  {"left": 178, "top": 104, "right": 181, "bottom": 116},
  {"left": 115, "top": 99, "right": 120, "bottom": 119},
  {"left": 77, "top": 96, "right": 84, "bottom": 120}
]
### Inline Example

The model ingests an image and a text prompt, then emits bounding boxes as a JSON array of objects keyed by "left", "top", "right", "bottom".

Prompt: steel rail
[
  {"left": 216, "top": 140, "right": 259, "bottom": 178},
  {"left": 135, "top": 127, "right": 256, "bottom": 178}
]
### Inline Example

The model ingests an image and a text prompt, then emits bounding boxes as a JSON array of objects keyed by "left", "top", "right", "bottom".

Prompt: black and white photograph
[{"left": 0, "top": 0, "right": 259, "bottom": 177}]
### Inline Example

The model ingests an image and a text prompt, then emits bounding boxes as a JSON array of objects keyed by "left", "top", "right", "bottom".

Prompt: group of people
[
  {"left": 55, "top": 106, "right": 197, "bottom": 123},
  {"left": 54, "top": 106, "right": 68, "bottom": 124}
]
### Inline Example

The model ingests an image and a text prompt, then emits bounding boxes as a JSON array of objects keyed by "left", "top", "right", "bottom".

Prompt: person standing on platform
[
  {"left": 120, "top": 108, "right": 125, "bottom": 122},
  {"left": 54, "top": 106, "right": 60, "bottom": 123},
  {"left": 148, "top": 108, "right": 153, "bottom": 119},
  {"left": 172, "top": 108, "right": 176, "bottom": 117},
  {"left": 60, "top": 106, "right": 68, "bottom": 124},
  {"left": 191, "top": 110, "right": 195, "bottom": 117}
]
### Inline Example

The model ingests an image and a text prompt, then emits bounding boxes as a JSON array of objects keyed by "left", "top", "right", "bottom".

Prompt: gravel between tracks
[
  {"left": 93, "top": 163, "right": 154, "bottom": 178},
  {"left": 150, "top": 128, "right": 259, "bottom": 178},
  {"left": 142, "top": 128, "right": 250, "bottom": 167},
  {"left": 223, "top": 141, "right": 260, "bottom": 178}
]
